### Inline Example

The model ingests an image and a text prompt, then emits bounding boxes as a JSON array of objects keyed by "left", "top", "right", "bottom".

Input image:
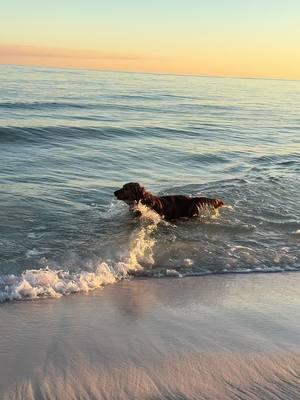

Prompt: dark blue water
[{"left": 0, "top": 65, "right": 299, "bottom": 301}]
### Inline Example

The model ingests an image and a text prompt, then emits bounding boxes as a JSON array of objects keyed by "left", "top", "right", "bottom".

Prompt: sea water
[{"left": 0, "top": 65, "right": 299, "bottom": 301}]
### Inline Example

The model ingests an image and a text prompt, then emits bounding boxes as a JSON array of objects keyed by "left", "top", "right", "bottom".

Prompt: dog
[{"left": 114, "top": 182, "right": 225, "bottom": 220}]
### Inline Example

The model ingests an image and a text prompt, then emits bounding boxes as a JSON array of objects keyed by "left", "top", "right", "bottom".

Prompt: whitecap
[{"left": 0, "top": 202, "right": 163, "bottom": 302}]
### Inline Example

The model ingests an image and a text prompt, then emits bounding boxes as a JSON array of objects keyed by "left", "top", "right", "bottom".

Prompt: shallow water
[{"left": 0, "top": 65, "right": 299, "bottom": 301}]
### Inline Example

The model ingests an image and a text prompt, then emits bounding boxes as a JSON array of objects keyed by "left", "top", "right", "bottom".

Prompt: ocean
[{"left": 0, "top": 65, "right": 299, "bottom": 301}]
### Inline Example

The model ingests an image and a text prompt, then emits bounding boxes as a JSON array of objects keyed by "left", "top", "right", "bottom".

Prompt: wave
[
  {"left": 0, "top": 264, "right": 120, "bottom": 302},
  {"left": 2, "top": 255, "right": 298, "bottom": 303},
  {"left": 1, "top": 198, "right": 299, "bottom": 302},
  {"left": 0, "top": 126, "right": 143, "bottom": 144},
  {"left": 1, "top": 125, "right": 195, "bottom": 142},
  {"left": 0, "top": 125, "right": 226, "bottom": 146},
  {"left": 0, "top": 204, "right": 162, "bottom": 302},
  {"left": 0, "top": 101, "right": 87, "bottom": 110},
  {"left": 0, "top": 100, "right": 172, "bottom": 114}
]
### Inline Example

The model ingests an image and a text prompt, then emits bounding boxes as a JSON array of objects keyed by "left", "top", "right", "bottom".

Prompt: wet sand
[{"left": 0, "top": 273, "right": 299, "bottom": 399}]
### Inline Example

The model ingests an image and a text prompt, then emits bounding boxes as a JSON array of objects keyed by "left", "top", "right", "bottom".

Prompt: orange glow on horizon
[
  {"left": 1, "top": 43, "right": 299, "bottom": 80},
  {"left": 1, "top": 1, "right": 300, "bottom": 80}
]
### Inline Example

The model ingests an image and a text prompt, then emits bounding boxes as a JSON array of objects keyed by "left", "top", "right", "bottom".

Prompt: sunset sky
[{"left": 1, "top": 0, "right": 299, "bottom": 79}]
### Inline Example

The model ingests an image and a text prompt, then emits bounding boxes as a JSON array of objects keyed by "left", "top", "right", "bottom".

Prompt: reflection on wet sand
[{"left": 1, "top": 273, "right": 300, "bottom": 399}]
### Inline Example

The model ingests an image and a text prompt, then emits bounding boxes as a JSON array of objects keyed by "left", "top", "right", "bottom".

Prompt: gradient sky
[{"left": 1, "top": 0, "right": 299, "bottom": 79}]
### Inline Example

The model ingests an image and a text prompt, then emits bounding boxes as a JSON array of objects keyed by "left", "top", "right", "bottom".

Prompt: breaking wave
[
  {"left": 0, "top": 204, "right": 162, "bottom": 302},
  {"left": 1, "top": 197, "right": 299, "bottom": 302}
]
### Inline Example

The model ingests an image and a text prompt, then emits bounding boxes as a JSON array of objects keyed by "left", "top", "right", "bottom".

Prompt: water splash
[
  {"left": 127, "top": 203, "right": 162, "bottom": 269},
  {"left": 0, "top": 203, "right": 162, "bottom": 302}
]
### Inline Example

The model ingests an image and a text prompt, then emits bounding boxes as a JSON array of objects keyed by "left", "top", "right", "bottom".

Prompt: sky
[{"left": 1, "top": 0, "right": 300, "bottom": 79}]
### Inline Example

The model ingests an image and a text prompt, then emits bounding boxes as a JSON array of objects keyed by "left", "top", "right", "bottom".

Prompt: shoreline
[{"left": 1, "top": 272, "right": 300, "bottom": 399}]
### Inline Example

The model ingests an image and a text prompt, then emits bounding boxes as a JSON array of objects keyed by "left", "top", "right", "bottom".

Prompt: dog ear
[
  {"left": 139, "top": 186, "right": 147, "bottom": 199},
  {"left": 134, "top": 185, "right": 147, "bottom": 200},
  {"left": 128, "top": 183, "right": 143, "bottom": 197}
]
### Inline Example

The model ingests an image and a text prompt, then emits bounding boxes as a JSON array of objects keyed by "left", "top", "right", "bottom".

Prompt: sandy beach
[
  {"left": 0, "top": 272, "right": 299, "bottom": 399},
  {"left": 1, "top": 0, "right": 300, "bottom": 396}
]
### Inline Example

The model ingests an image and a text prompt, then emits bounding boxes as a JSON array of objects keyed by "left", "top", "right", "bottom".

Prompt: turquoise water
[{"left": 0, "top": 65, "right": 299, "bottom": 301}]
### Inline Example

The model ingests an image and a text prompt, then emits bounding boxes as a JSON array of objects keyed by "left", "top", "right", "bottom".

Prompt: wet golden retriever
[{"left": 114, "top": 182, "right": 225, "bottom": 220}]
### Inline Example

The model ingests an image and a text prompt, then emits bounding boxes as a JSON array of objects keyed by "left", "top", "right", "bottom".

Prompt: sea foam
[{"left": 0, "top": 203, "right": 161, "bottom": 302}]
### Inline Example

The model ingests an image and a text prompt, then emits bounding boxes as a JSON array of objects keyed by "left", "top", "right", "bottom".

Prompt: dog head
[{"left": 114, "top": 182, "right": 147, "bottom": 205}]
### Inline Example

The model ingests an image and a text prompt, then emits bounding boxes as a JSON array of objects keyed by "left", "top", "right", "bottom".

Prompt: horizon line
[{"left": 1, "top": 63, "right": 299, "bottom": 83}]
